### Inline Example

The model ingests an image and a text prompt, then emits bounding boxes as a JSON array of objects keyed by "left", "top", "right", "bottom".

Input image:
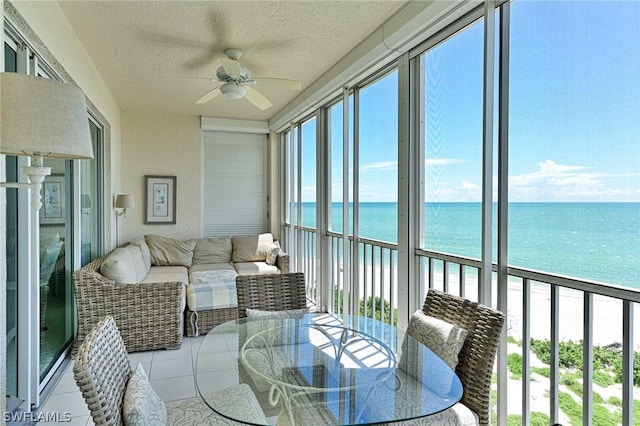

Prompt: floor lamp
[
  {"left": 0, "top": 72, "right": 93, "bottom": 410},
  {"left": 115, "top": 194, "right": 135, "bottom": 246},
  {"left": 0, "top": 73, "right": 94, "bottom": 207}
]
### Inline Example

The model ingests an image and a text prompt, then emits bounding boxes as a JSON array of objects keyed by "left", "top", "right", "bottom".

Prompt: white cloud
[
  {"left": 424, "top": 160, "right": 639, "bottom": 202},
  {"left": 509, "top": 160, "right": 636, "bottom": 202},
  {"left": 361, "top": 161, "right": 397, "bottom": 172},
  {"left": 425, "top": 158, "right": 465, "bottom": 166}
]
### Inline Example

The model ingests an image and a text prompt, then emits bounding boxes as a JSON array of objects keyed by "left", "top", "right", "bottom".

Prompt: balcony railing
[{"left": 286, "top": 223, "right": 639, "bottom": 425}]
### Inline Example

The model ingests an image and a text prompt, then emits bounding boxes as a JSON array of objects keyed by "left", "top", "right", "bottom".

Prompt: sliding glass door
[
  {"left": 4, "top": 40, "right": 19, "bottom": 398},
  {"left": 4, "top": 24, "right": 104, "bottom": 405}
]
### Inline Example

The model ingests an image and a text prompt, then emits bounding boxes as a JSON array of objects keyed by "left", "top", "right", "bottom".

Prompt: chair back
[
  {"left": 73, "top": 316, "right": 132, "bottom": 426},
  {"left": 422, "top": 289, "right": 505, "bottom": 426},
  {"left": 236, "top": 272, "right": 307, "bottom": 318}
]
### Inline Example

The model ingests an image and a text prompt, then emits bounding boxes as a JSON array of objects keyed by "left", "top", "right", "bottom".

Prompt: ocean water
[{"left": 298, "top": 202, "right": 640, "bottom": 289}]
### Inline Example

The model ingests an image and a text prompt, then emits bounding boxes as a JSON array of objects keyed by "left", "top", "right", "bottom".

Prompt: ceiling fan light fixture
[{"left": 220, "top": 83, "right": 248, "bottom": 99}]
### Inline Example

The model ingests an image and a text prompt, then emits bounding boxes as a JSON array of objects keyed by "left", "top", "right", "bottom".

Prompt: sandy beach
[{"left": 340, "top": 263, "right": 640, "bottom": 350}]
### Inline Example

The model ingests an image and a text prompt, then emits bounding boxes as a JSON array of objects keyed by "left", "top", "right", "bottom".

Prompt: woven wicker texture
[
  {"left": 74, "top": 316, "right": 268, "bottom": 425},
  {"left": 73, "top": 316, "right": 132, "bottom": 426},
  {"left": 275, "top": 253, "right": 290, "bottom": 274},
  {"left": 73, "top": 255, "right": 185, "bottom": 354},
  {"left": 184, "top": 307, "right": 238, "bottom": 337},
  {"left": 236, "top": 272, "right": 307, "bottom": 318},
  {"left": 422, "top": 289, "right": 505, "bottom": 426}
]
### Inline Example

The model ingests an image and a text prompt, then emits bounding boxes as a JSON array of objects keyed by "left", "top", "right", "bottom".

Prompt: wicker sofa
[{"left": 73, "top": 233, "right": 289, "bottom": 353}]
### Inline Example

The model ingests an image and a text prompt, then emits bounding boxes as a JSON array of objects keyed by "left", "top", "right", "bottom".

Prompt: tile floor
[{"left": 37, "top": 335, "right": 210, "bottom": 425}]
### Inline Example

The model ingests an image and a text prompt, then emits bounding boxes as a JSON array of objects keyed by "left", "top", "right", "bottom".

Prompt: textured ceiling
[{"left": 58, "top": 1, "right": 407, "bottom": 121}]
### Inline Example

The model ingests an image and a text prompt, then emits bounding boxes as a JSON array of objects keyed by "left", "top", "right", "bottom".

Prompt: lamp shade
[
  {"left": 115, "top": 194, "right": 135, "bottom": 209},
  {"left": 0, "top": 72, "right": 93, "bottom": 159}
]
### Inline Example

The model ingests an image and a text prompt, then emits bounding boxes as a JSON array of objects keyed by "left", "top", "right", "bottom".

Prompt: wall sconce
[
  {"left": 115, "top": 194, "right": 135, "bottom": 245},
  {"left": 0, "top": 73, "right": 94, "bottom": 209}
]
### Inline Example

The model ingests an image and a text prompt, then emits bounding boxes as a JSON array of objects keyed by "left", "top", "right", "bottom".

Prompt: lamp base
[{"left": 22, "top": 164, "right": 51, "bottom": 210}]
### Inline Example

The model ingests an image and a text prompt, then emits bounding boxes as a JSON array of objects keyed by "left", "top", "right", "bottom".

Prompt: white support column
[
  {"left": 295, "top": 124, "right": 303, "bottom": 273},
  {"left": 316, "top": 109, "right": 329, "bottom": 312},
  {"left": 341, "top": 87, "right": 351, "bottom": 319},
  {"left": 622, "top": 301, "right": 634, "bottom": 425},
  {"left": 351, "top": 89, "right": 361, "bottom": 320},
  {"left": 480, "top": 0, "right": 496, "bottom": 307},
  {"left": 396, "top": 52, "right": 414, "bottom": 330},
  {"left": 497, "top": 2, "right": 510, "bottom": 425}
]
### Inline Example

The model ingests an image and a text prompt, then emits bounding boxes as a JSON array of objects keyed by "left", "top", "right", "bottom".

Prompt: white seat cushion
[
  {"left": 186, "top": 269, "right": 238, "bottom": 311},
  {"left": 189, "top": 262, "right": 236, "bottom": 273},
  {"left": 233, "top": 261, "right": 280, "bottom": 276},
  {"left": 387, "top": 403, "right": 478, "bottom": 425},
  {"left": 140, "top": 265, "right": 189, "bottom": 285},
  {"left": 167, "top": 383, "right": 267, "bottom": 425}
]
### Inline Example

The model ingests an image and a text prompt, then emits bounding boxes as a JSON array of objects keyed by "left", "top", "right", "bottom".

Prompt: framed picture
[
  {"left": 40, "top": 174, "right": 65, "bottom": 225},
  {"left": 144, "top": 175, "right": 176, "bottom": 224}
]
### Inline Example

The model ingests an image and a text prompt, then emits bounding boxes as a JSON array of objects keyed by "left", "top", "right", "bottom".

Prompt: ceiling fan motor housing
[
  {"left": 220, "top": 83, "right": 248, "bottom": 99},
  {"left": 216, "top": 66, "right": 251, "bottom": 83}
]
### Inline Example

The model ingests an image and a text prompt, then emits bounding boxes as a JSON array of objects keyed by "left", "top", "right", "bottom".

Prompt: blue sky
[{"left": 304, "top": 1, "right": 639, "bottom": 204}]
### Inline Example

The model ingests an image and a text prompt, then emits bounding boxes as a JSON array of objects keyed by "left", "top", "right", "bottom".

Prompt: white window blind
[{"left": 202, "top": 131, "right": 267, "bottom": 237}]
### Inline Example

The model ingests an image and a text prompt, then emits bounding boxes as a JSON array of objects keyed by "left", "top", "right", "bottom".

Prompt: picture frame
[
  {"left": 40, "top": 174, "right": 65, "bottom": 225},
  {"left": 144, "top": 175, "right": 177, "bottom": 224}
]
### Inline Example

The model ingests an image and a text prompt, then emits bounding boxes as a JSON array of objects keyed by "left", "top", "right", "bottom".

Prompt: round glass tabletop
[{"left": 196, "top": 313, "right": 462, "bottom": 425}]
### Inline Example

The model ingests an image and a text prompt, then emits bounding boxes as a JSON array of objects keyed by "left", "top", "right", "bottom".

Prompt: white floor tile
[
  {"left": 152, "top": 342, "right": 192, "bottom": 362},
  {"left": 128, "top": 350, "right": 153, "bottom": 365},
  {"left": 195, "top": 350, "right": 237, "bottom": 373},
  {"left": 196, "top": 333, "right": 230, "bottom": 354},
  {"left": 149, "top": 357, "right": 194, "bottom": 380},
  {"left": 50, "top": 367, "right": 79, "bottom": 395},
  {"left": 196, "top": 369, "right": 242, "bottom": 395},
  {"left": 188, "top": 335, "right": 206, "bottom": 357},
  {"left": 39, "top": 414, "right": 90, "bottom": 426},
  {"left": 40, "top": 391, "right": 90, "bottom": 419},
  {"left": 150, "top": 375, "right": 196, "bottom": 402}
]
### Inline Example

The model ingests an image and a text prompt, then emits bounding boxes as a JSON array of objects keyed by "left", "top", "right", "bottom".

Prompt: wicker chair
[
  {"left": 73, "top": 255, "right": 184, "bottom": 353},
  {"left": 235, "top": 272, "right": 308, "bottom": 318},
  {"left": 73, "top": 316, "right": 267, "bottom": 425},
  {"left": 393, "top": 289, "right": 505, "bottom": 426}
]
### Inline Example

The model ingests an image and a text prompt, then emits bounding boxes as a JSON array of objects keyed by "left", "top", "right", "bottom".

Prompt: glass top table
[{"left": 196, "top": 313, "right": 462, "bottom": 425}]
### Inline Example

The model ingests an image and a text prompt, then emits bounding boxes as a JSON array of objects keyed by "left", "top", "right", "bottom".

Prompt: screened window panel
[{"left": 202, "top": 131, "right": 267, "bottom": 236}]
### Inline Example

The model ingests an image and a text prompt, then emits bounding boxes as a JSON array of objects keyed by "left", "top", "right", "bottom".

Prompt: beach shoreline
[{"left": 342, "top": 264, "right": 640, "bottom": 350}]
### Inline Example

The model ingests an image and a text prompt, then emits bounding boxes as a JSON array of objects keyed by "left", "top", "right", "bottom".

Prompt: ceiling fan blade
[
  {"left": 221, "top": 57, "right": 241, "bottom": 78},
  {"left": 163, "top": 76, "right": 221, "bottom": 82},
  {"left": 244, "top": 87, "right": 272, "bottom": 110},
  {"left": 251, "top": 77, "right": 302, "bottom": 91},
  {"left": 196, "top": 87, "right": 222, "bottom": 104}
]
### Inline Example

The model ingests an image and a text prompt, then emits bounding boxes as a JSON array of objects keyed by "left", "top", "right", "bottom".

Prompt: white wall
[{"left": 120, "top": 112, "right": 201, "bottom": 241}]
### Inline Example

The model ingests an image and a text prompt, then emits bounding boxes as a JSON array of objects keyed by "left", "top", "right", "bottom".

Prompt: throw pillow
[
  {"left": 405, "top": 310, "right": 467, "bottom": 370},
  {"left": 100, "top": 247, "right": 138, "bottom": 284},
  {"left": 123, "top": 364, "right": 167, "bottom": 425},
  {"left": 232, "top": 233, "right": 274, "bottom": 263},
  {"left": 130, "top": 237, "right": 151, "bottom": 272},
  {"left": 124, "top": 244, "right": 147, "bottom": 283},
  {"left": 265, "top": 241, "right": 281, "bottom": 266},
  {"left": 145, "top": 235, "right": 196, "bottom": 267},
  {"left": 192, "top": 237, "right": 232, "bottom": 264}
]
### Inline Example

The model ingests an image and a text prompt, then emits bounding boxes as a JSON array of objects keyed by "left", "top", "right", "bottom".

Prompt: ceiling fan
[{"left": 192, "top": 48, "right": 302, "bottom": 110}]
